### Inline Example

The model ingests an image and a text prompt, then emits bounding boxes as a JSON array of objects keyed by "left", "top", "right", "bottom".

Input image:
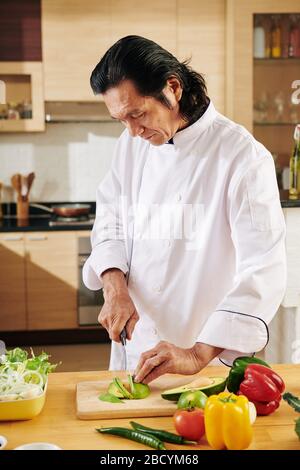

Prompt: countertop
[
  {"left": 0, "top": 192, "right": 299, "bottom": 232},
  {"left": 280, "top": 190, "right": 300, "bottom": 207},
  {"left": 1, "top": 364, "right": 299, "bottom": 450},
  {"left": 0, "top": 215, "right": 94, "bottom": 232}
]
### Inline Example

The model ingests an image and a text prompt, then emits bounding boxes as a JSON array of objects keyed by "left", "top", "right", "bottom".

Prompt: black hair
[{"left": 90, "top": 35, "right": 209, "bottom": 123}]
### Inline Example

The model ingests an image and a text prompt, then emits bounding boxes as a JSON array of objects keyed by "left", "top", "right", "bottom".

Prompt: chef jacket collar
[{"left": 169, "top": 100, "right": 217, "bottom": 147}]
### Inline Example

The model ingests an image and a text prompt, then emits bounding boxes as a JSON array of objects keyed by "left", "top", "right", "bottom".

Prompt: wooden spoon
[{"left": 26, "top": 172, "right": 35, "bottom": 198}]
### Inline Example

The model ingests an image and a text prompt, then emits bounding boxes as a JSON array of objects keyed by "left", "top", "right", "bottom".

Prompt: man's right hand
[{"left": 98, "top": 268, "right": 139, "bottom": 342}]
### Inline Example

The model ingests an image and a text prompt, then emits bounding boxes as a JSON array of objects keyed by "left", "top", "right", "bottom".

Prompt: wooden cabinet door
[
  {"left": 111, "top": 0, "right": 177, "bottom": 56},
  {"left": 42, "top": 0, "right": 111, "bottom": 101},
  {"left": 25, "top": 232, "right": 78, "bottom": 330},
  {"left": 177, "top": 0, "right": 226, "bottom": 114},
  {"left": 0, "top": 233, "right": 26, "bottom": 331}
]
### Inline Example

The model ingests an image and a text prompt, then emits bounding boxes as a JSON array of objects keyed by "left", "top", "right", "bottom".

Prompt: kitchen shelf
[
  {"left": 0, "top": 62, "right": 45, "bottom": 132},
  {"left": 254, "top": 58, "right": 300, "bottom": 63},
  {"left": 254, "top": 121, "right": 298, "bottom": 126}
]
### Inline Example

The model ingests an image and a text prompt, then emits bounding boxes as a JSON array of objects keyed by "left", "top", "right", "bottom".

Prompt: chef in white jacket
[{"left": 83, "top": 35, "right": 286, "bottom": 383}]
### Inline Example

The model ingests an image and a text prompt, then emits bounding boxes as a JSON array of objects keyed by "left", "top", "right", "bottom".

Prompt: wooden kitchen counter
[{"left": 0, "top": 364, "right": 299, "bottom": 450}]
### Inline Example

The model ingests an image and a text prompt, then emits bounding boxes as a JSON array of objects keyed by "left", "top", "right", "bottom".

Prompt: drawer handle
[
  {"left": 28, "top": 235, "right": 48, "bottom": 241},
  {"left": 3, "top": 235, "right": 23, "bottom": 241}
]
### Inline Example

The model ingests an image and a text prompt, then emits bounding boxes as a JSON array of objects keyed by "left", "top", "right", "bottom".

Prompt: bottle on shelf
[
  {"left": 288, "top": 14, "right": 300, "bottom": 58},
  {"left": 271, "top": 14, "right": 282, "bottom": 58},
  {"left": 253, "top": 15, "right": 266, "bottom": 58},
  {"left": 289, "top": 124, "right": 300, "bottom": 199}
]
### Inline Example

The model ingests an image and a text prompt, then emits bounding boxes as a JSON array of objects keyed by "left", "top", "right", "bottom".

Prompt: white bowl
[
  {"left": 14, "top": 442, "right": 61, "bottom": 450},
  {"left": 0, "top": 435, "right": 7, "bottom": 450}
]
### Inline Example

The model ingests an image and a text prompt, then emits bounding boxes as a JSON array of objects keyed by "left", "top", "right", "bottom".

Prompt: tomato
[{"left": 173, "top": 409, "right": 205, "bottom": 442}]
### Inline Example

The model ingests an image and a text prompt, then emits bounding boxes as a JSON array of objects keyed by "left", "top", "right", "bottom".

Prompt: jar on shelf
[
  {"left": 19, "top": 100, "right": 32, "bottom": 119},
  {"left": 7, "top": 102, "right": 20, "bottom": 120}
]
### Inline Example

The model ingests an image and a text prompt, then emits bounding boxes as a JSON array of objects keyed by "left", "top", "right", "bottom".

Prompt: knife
[{"left": 120, "top": 328, "right": 128, "bottom": 372}]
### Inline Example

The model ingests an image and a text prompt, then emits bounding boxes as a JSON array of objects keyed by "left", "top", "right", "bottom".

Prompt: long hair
[{"left": 90, "top": 35, "right": 209, "bottom": 122}]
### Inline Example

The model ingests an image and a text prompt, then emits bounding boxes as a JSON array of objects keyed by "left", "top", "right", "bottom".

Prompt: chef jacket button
[
  {"left": 176, "top": 194, "right": 182, "bottom": 202},
  {"left": 153, "top": 285, "right": 162, "bottom": 293},
  {"left": 165, "top": 239, "right": 171, "bottom": 247},
  {"left": 152, "top": 328, "right": 158, "bottom": 335}
]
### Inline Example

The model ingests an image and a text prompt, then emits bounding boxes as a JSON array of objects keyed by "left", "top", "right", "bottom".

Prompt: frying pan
[{"left": 30, "top": 203, "right": 91, "bottom": 217}]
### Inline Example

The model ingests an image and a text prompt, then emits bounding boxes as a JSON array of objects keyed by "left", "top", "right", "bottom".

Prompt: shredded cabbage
[{"left": 0, "top": 347, "right": 59, "bottom": 401}]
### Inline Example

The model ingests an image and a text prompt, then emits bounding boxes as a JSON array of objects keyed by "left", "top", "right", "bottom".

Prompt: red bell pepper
[{"left": 238, "top": 364, "right": 285, "bottom": 416}]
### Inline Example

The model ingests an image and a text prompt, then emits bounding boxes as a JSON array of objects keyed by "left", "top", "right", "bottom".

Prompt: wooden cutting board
[{"left": 76, "top": 374, "right": 197, "bottom": 420}]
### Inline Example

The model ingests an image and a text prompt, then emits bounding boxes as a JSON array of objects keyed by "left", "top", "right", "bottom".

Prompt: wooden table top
[{"left": 0, "top": 364, "right": 299, "bottom": 450}]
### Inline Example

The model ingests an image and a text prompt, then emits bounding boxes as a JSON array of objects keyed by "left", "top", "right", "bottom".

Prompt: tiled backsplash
[{"left": 0, "top": 121, "right": 123, "bottom": 202}]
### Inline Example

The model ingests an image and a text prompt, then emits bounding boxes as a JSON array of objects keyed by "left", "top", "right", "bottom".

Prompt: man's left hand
[{"left": 134, "top": 341, "right": 223, "bottom": 384}]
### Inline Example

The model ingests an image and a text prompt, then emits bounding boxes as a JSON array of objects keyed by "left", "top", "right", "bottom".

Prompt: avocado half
[{"left": 161, "top": 376, "right": 227, "bottom": 401}]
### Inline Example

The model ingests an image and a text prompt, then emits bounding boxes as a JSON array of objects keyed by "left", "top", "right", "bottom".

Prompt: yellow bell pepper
[{"left": 204, "top": 392, "right": 253, "bottom": 450}]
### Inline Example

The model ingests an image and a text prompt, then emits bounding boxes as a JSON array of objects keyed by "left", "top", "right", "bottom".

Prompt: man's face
[{"left": 103, "top": 79, "right": 186, "bottom": 146}]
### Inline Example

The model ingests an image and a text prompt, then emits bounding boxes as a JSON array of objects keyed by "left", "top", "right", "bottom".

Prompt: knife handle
[{"left": 120, "top": 328, "right": 127, "bottom": 345}]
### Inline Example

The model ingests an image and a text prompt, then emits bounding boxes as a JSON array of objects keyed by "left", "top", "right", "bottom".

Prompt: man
[{"left": 83, "top": 35, "right": 286, "bottom": 384}]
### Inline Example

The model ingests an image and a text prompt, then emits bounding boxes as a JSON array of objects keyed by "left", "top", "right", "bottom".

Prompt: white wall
[{"left": 0, "top": 121, "right": 123, "bottom": 202}]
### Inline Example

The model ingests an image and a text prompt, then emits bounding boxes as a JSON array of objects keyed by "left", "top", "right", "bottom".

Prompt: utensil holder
[{"left": 17, "top": 196, "right": 29, "bottom": 220}]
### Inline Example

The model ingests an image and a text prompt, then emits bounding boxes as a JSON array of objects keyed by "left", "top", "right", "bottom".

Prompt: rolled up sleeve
[{"left": 196, "top": 155, "right": 287, "bottom": 364}]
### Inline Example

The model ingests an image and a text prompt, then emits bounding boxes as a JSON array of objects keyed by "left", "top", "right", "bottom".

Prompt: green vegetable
[
  {"left": 130, "top": 421, "right": 197, "bottom": 445},
  {"left": 161, "top": 377, "right": 226, "bottom": 402},
  {"left": 295, "top": 418, "right": 300, "bottom": 440},
  {"left": 96, "top": 427, "right": 166, "bottom": 450},
  {"left": 98, "top": 393, "right": 124, "bottom": 404},
  {"left": 177, "top": 390, "right": 207, "bottom": 410},
  {"left": 113, "top": 377, "right": 133, "bottom": 399},
  {"left": 128, "top": 374, "right": 150, "bottom": 399},
  {"left": 106, "top": 375, "right": 150, "bottom": 401},
  {"left": 227, "top": 356, "right": 270, "bottom": 393},
  {"left": 283, "top": 392, "right": 300, "bottom": 413},
  {"left": 283, "top": 392, "right": 300, "bottom": 440}
]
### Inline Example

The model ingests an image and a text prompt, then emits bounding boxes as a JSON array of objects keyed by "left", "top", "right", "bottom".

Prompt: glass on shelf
[{"left": 253, "top": 91, "right": 269, "bottom": 123}]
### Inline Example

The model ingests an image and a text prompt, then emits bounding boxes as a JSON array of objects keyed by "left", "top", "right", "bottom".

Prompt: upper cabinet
[
  {"left": 42, "top": 0, "right": 177, "bottom": 102},
  {"left": 42, "top": 0, "right": 111, "bottom": 102},
  {"left": 0, "top": 0, "right": 45, "bottom": 132},
  {"left": 177, "top": 0, "right": 226, "bottom": 114}
]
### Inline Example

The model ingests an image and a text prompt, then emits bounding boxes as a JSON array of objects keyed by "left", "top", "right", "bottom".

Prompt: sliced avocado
[
  {"left": 98, "top": 392, "right": 124, "bottom": 403},
  {"left": 128, "top": 374, "right": 150, "bottom": 399},
  {"left": 161, "top": 376, "right": 227, "bottom": 402},
  {"left": 107, "top": 381, "right": 124, "bottom": 398},
  {"left": 113, "top": 377, "right": 133, "bottom": 399}
]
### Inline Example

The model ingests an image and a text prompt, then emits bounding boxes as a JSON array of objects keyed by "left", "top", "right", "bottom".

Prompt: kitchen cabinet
[
  {"left": 0, "top": 231, "right": 78, "bottom": 331},
  {"left": 25, "top": 232, "right": 78, "bottom": 330},
  {"left": 177, "top": 0, "right": 226, "bottom": 114},
  {"left": 0, "top": 233, "right": 26, "bottom": 331},
  {"left": 0, "top": 62, "right": 45, "bottom": 132},
  {"left": 42, "top": 0, "right": 111, "bottom": 101},
  {"left": 110, "top": 0, "right": 177, "bottom": 56},
  {"left": 226, "top": 0, "right": 300, "bottom": 131},
  {"left": 42, "top": 0, "right": 177, "bottom": 101}
]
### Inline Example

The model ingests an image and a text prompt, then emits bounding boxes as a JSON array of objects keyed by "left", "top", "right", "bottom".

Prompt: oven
[{"left": 78, "top": 236, "right": 104, "bottom": 326}]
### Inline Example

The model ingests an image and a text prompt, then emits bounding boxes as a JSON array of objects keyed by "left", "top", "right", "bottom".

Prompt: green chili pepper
[
  {"left": 130, "top": 421, "right": 197, "bottom": 445},
  {"left": 96, "top": 427, "right": 166, "bottom": 450}
]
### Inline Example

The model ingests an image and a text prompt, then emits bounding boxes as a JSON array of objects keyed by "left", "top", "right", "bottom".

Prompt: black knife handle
[{"left": 120, "top": 328, "right": 127, "bottom": 345}]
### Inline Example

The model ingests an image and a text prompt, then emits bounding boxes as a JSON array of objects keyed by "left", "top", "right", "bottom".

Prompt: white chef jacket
[{"left": 83, "top": 101, "right": 286, "bottom": 370}]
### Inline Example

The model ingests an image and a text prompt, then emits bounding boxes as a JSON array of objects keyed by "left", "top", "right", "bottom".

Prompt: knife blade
[{"left": 120, "top": 328, "right": 128, "bottom": 372}]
